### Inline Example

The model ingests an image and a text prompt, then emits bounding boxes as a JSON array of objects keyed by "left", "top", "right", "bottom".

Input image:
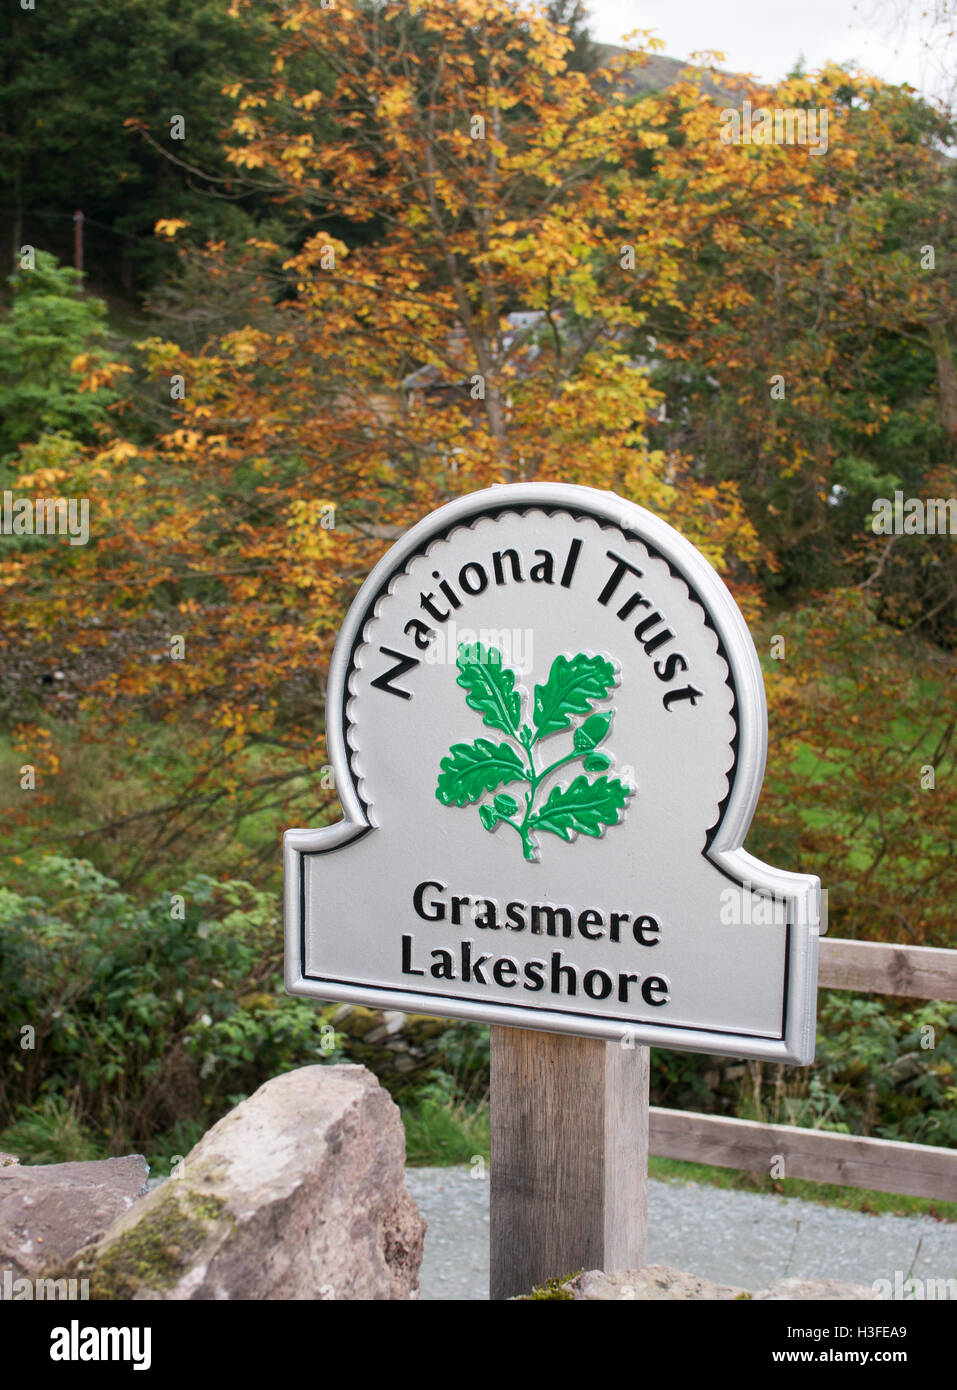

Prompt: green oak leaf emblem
[{"left": 435, "top": 643, "right": 635, "bottom": 861}]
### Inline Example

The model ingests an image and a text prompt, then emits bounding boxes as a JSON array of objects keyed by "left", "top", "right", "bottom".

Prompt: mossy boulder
[
  {"left": 66, "top": 1182, "right": 228, "bottom": 1299},
  {"left": 60, "top": 1064, "right": 425, "bottom": 1300}
]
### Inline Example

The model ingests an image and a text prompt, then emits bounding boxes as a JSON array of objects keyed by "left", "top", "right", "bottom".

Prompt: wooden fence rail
[
  {"left": 818, "top": 938, "right": 957, "bottom": 1002},
  {"left": 649, "top": 938, "right": 957, "bottom": 1201},
  {"left": 649, "top": 1109, "right": 956, "bottom": 1200}
]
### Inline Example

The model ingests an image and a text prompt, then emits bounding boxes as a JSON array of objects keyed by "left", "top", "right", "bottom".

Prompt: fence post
[{"left": 73, "top": 209, "right": 84, "bottom": 286}]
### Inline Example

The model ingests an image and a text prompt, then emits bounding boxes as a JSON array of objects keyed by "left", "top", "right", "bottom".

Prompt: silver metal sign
[{"left": 285, "top": 483, "right": 821, "bottom": 1063}]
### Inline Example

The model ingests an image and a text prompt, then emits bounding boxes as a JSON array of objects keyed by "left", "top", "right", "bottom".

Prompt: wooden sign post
[
  {"left": 284, "top": 482, "right": 821, "bottom": 1300},
  {"left": 490, "top": 1029, "right": 649, "bottom": 1300}
]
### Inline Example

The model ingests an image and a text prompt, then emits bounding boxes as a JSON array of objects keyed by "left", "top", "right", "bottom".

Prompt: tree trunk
[{"left": 929, "top": 319, "right": 957, "bottom": 441}]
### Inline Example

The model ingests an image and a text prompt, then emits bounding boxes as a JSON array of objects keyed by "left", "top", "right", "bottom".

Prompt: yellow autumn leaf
[
  {"left": 96, "top": 441, "right": 139, "bottom": 464},
  {"left": 154, "top": 219, "right": 189, "bottom": 239}
]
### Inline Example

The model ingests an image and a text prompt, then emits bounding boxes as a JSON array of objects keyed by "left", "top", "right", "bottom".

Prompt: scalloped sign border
[{"left": 284, "top": 482, "right": 821, "bottom": 1064}]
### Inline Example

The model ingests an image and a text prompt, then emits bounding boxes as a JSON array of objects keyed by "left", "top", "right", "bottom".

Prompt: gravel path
[{"left": 404, "top": 1166, "right": 957, "bottom": 1301}]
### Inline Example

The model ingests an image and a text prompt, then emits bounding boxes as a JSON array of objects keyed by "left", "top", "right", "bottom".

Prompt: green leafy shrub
[
  {"left": 0, "top": 855, "right": 343, "bottom": 1155},
  {"left": 646, "top": 992, "right": 957, "bottom": 1150},
  {"left": 813, "top": 993, "right": 957, "bottom": 1146}
]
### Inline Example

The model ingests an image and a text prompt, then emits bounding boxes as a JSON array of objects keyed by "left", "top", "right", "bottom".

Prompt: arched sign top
[{"left": 286, "top": 483, "right": 821, "bottom": 1064}]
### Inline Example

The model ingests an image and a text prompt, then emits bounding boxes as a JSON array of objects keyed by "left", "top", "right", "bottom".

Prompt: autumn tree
[
  {"left": 640, "top": 70, "right": 956, "bottom": 628},
  {"left": 755, "top": 588, "right": 956, "bottom": 949},
  {"left": 0, "top": 1, "right": 766, "bottom": 888},
  {"left": 5, "top": 0, "right": 952, "bottom": 948}
]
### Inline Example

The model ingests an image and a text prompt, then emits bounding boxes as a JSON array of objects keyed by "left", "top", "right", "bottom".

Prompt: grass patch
[
  {"left": 0, "top": 1096, "right": 105, "bottom": 1165},
  {"left": 648, "top": 1155, "right": 957, "bottom": 1222},
  {"left": 403, "top": 1095, "right": 490, "bottom": 1167}
]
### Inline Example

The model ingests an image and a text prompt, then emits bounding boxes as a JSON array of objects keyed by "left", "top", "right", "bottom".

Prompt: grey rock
[
  {"left": 66, "top": 1064, "right": 425, "bottom": 1300},
  {"left": 754, "top": 1277, "right": 881, "bottom": 1301},
  {"left": 565, "top": 1266, "right": 749, "bottom": 1300},
  {"left": 0, "top": 1155, "right": 148, "bottom": 1281}
]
